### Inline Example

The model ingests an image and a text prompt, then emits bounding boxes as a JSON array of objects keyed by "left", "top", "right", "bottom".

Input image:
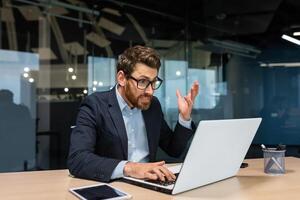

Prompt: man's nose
[{"left": 144, "top": 84, "right": 154, "bottom": 94}]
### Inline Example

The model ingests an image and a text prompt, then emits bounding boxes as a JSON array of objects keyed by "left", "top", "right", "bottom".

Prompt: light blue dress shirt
[{"left": 110, "top": 86, "right": 191, "bottom": 179}]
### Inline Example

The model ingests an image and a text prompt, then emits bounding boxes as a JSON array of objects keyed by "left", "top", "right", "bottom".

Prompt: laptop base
[{"left": 119, "top": 178, "right": 173, "bottom": 194}]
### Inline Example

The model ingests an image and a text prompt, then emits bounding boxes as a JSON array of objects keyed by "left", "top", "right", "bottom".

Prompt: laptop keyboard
[{"left": 145, "top": 173, "right": 179, "bottom": 186}]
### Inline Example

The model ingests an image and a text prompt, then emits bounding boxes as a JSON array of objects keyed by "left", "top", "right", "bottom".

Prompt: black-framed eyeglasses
[{"left": 128, "top": 76, "right": 163, "bottom": 90}]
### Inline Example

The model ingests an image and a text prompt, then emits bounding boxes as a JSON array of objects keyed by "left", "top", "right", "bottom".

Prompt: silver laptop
[{"left": 121, "top": 118, "right": 262, "bottom": 194}]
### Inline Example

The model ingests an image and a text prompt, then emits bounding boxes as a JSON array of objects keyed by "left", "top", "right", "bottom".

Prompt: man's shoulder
[
  {"left": 88, "top": 88, "right": 113, "bottom": 99},
  {"left": 149, "top": 96, "right": 162, "bottom": 110},
  {"left": 151, "top": 96, "right": 160, "bottom": 104},
  {"left": 83, "top": 89, "right": 115, "bottom": 106}
]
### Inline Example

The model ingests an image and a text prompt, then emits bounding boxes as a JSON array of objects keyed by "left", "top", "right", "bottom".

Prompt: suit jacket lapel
[
  {"left": 142, "top": 110, "right": 155, "bottom": 161},
  {"left": 107, "top": 88, "right": 128, "bottom": 159}
]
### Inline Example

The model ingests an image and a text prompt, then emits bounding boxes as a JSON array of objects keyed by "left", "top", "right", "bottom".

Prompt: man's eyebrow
[{"left": 136, "top": 75, "right": 157, "bottom": 81}]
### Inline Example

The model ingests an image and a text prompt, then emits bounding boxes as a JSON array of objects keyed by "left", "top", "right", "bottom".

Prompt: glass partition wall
[{"left": 1, "top": 0, "right": 300, "bottom": 172}]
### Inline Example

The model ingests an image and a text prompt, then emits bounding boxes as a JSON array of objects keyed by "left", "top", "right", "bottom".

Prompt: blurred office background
[{"left": 1, "top": 0, "right": 300, "bottom": 172}]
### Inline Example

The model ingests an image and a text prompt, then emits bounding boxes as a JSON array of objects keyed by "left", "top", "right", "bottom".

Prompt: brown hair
[{"left": 117, "top": 45, "right": 161, "bottom": 76}]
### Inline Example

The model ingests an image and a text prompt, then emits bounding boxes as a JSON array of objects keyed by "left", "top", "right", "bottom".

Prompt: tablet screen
[{"left": 72, "top": 184, "right": 127, "bottom": 200}]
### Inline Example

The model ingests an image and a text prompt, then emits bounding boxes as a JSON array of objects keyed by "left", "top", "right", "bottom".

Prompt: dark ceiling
[
  {"left": 89, "top": 0, "right": 300, "bottom": 47},
  {"left": 4, "top": 0, "right": 300, "bottom": 58}
]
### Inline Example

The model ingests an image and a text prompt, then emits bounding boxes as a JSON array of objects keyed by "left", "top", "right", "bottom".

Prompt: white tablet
[{"left": 69, "top": 183, "right": 132, "bottom": 200}]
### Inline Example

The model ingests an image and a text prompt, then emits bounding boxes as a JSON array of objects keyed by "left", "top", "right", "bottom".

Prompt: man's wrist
[
  {"left": 178, "top": 114, "right": 192, "bottom": 129},
  {"left": 179, "top": 113, "right": 191, "bottom": 121},
  {"left": 124, "top": 161, "right": 133, "bottom": 177},
  {"left": 111, "top": 160, "right": 127, "bottom": 180}
]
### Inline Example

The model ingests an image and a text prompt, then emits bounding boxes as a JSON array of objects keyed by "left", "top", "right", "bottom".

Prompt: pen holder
[{"left": 263, "top": 148, "right": 286, "bottom": 175}]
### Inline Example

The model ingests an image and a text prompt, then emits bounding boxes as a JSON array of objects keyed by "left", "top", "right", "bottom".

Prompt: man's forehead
[{"left": 132, "top": 63, "right": 158, "bottom": 79}]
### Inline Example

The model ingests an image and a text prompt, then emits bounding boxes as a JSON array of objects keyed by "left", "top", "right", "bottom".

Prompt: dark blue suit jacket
[{"left": 68, "top": 87, "right": 194, "bottom": 182}]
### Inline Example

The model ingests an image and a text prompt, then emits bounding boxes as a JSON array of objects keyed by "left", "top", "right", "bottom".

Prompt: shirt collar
[{"left": 115, "top": 84, "right": 135, "bottom": 112}]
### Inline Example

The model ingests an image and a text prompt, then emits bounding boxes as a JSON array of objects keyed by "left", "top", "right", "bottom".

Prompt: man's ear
[{"left": 117, "top": 70, "right": 126, "bottom": 87}]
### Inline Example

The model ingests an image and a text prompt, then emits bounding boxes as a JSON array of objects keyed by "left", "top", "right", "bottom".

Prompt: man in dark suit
[{"left": 68, "top": 45, "right": 199, "bottom": 183}]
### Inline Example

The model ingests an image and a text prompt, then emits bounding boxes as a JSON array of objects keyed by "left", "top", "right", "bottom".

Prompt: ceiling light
[
  {"left": 24, "top": 67, "right": 30, "bottom": 72},
  {"left": 260, "top": 62, "right": 300, "bottom": 67},
  {"left": 23, "top": 73, "right": 29, "bottom": 78},
  {"left": 71, "top": 75, "right": 77, "bottom": 80},
  {"left": 93, "top": 81, "right": 98, "bottom": 85},
  {"left": 64, "top": 87, "right": 69, "bottom": 92},
  {"left": 293, "top": 32, "right": 300, "bottom": 36},
  {"left": 175, "top": 70, "right": 181, "bottom": 76},
  {"left": 98, "top": 81, "right": 104, "bottom": 86},
  {"left": 68, "top": 67, "right": 74, "bottom": 73},
  {"left": 83, "top": 89, "right": 88, "bottom": 94},
  {"left": 29, "top": 78, "right": 34, "bottom": 83},
  {"left": 281, "top": 34, "right": 300, "bottom": 45},
  {"left": 92, "top": 87, "right": 97, "bottom": 91}
]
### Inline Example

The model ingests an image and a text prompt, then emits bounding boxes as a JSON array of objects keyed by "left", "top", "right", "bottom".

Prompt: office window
[
  {"left": 0, "top": 50, "right": 38, "bottom": 172},
  {"left": 88, "top": 56, "right": 116, "bottom": 93}
]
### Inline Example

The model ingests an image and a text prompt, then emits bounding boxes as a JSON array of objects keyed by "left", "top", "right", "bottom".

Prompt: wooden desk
[{"left": 1, "top": 157, "right": 300, "bottom": 200}]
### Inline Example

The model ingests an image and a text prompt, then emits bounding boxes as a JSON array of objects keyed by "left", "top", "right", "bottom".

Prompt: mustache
[
  {"left": 139, "top": 93, "right": 153, "bottom": 98},
  {"left": 138, "top": 94, "right": 153, "bottom": 101}
]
